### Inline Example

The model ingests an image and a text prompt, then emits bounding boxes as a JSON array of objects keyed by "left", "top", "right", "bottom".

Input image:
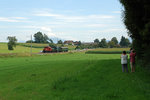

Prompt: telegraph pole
[
  {"left": 31, "top": 34, "right": 32, "bottom": 55},
  {"left": 57, "top": 37, "right": 58, "bottom": 53}
]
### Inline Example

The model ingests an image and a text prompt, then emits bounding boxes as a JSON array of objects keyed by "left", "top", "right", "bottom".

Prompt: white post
[
  {"left": 31, "top": 34, "right": 32, "bottom": 55},
  {"left": 57, "top": 37, "right": 58, "bottom": 52}
]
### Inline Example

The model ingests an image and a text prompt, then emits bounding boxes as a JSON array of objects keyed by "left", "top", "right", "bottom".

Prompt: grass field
[
  {"left": 0, "top": 52, "right": 149, "bottom": 100},
  {"left": 0, "top": 43, "right": 42, "bottom": 53},
  {"left": 0, "top": 43, "right": 76, "bottom": 54}
]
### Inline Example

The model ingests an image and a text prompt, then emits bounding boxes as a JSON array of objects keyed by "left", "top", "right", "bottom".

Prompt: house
[{"left": 64, "top": 40, "right": 74, "bottom": 45}]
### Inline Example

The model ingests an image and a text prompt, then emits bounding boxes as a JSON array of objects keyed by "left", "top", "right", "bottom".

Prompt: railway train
[{"left": 42, "top": 46, "right": 68, "bottom": 53}]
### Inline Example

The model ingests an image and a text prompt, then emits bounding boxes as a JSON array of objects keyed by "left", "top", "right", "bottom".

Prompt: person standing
[
  {"left": 121, "top": 51, "right": 128, "bottom": 73},
  {"left": 130, "top": 50, "right": 136, "bottom": 72}
]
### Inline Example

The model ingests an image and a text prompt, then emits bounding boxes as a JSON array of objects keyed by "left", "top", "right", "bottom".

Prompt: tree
[
  {"left": 49, "top": 39, "right": 53, "bottom": 43},
  {"left": 108, "top": 41, "right": 115, "bottom": 48},
  {"left": 94, "top": 39, "right": 99, "bottom": 48},
  {"left": 119, "top": 36, "right": 130, "bottom": 47},
  {"left": 94, "top": 39, "right": 99, "bottom": 44},
  {"left": 33, "top": 32, "right": 51, "bottom": 43},
  {"left": 111, "top": 37, "right": 118, "bottom": 45},
  {"left": 43, "top": 34, "right": 49, "bottom": 43},
  {"left": 26, "top": 40, "right": 34, "bottom": 43},
  {"left": 57, "top": 40, "right": 63, "bottom": 44},
  {"left": 77, "top": 41, "right": 81, "bottom": 46},
  {"left": 34, "top": 32, "right": 44, "bottom": 43},
  {"left": 119, "top": 0, "right": 150, "bottom": 67},
  {"left": 119, "top": 36, "right": 126, "bottom": 47},
  {"left": 7, "top": 36, "right": 17, "bottom": 50},
  {"left": 99, "top": 38, "right": 108, "bottom": 48}
]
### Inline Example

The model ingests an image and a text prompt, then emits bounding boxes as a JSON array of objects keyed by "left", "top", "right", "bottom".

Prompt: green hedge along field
[{"left": 85, "top": 51, "right": 130, "bottom": 54}]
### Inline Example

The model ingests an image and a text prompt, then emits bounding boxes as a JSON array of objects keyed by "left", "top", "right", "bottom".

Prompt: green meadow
[
  {"left": 0, "top": 51, "right": 149, "bottom": 100},
  {"left": 0, "top": 43, "right": 76, "bottom": 55}
]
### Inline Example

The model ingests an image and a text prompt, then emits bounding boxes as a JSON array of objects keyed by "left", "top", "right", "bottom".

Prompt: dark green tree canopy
[
  {"left": 94, "top": 39, "right": 99, "bottom": 44},
  {"left": 99, "top": 38, "right": 108, "bottom": 48},
  {"left": 34, "top": 32, "right": 44, "bottom": 43},
  {"left": 108, "top": 41, "right": 115, "bottom": 48},
  {"left": 119, "top": 36, "right": 130, "bottom": 47},
  {"left": 7, "top": 36, "right": 17, "bottom": 50},
  {"left": 57, "top": 40, "right": 63, "bottom": 44},
  {"left": 33, "top": 32, "right": 52, "bottom": 43},
  {"left": 111, "top": 37, "right": 118, "bottom": 45},
  {"left": 120, "top": 0, "right": 150, "bottom": 67}
]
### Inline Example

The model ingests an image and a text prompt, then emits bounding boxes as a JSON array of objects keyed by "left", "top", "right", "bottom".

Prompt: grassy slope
[
  {"left": 0, "top": 43, "right": 42, "bottom": 53},
  {"left": 0, "top": 43, "right": 76, "bottom": 54},
  {"left": 0, "top": 53, "right": 149, "bottom": 100}
]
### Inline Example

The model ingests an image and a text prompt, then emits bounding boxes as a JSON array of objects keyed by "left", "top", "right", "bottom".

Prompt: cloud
[
  {"left": 34, "top": 11, "right": 115, "bottom": 23},
  {"left": 89, "top": 28, "right": 127, "bottom": 33},
  {"left": 86, "top": 24, "right": 106, "bottom": 28},
  {"left": 0, "top": 17, "right": 20, "bottom": 22},
  {"left": 88, "top": 15, "right": 114, "bottom": 19},
  {"left": 12, "top": 17, "right": 29, "bottom": 20},
  {"left": 0, "top": 17, "right": 29, "bottom": 22},
  {"left": 40, "top": 27, "right": 57, "bottom": 37},
  {"left": 34, "top": 11, "right": 62, "bottom": 17}
]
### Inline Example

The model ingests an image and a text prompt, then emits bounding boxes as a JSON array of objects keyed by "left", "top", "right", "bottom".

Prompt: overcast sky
[{"left": 0, "top": 0, "right": 128, "bottom": 42}]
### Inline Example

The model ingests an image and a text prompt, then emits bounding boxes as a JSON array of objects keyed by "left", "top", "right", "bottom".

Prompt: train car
[
  {"left": 60, "top": 47, "right": 68, "bottom": 52},
  {"left": 43, "top": 46, "right": 68, "bottom": 53},
  {"left": 42, "top": 46, "right": 52, "bottom": 53}
]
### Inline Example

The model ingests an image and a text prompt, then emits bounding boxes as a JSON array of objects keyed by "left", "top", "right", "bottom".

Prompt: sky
[{"left": 0, "top": 0, "right": 129, "bottom": 42}]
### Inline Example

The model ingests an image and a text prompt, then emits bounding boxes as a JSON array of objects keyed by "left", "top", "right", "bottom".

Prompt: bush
[
  {"left": 8, "top": 43, "right": 13, "bottom": 50},
  {"left": 85, "top": 51, "right": 130, "bottom": 54}
]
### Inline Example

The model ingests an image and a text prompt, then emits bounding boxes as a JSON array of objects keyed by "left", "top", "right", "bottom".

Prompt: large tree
[
  {"left": 99, "top": 38, "right": 108, "bottom": 48},
  {"left": 119, "top": 0, "right": 150, "bottom": 67},
  {"left": 119, "top": 36, "right": 130, "bottom": 47},
  {"left": 94, "top": 39, "right": 99, "bottom": 44},
  {"left": 34, "top": 32, "right": 44, "bottom": 43},
  {"left": 43, "top": 34, "right": 49, "bottom": 43},
  {"left": 108, "top": 41, "right": 115, "bottom": 48},
  {"left": 34, "top": 32, "right": 51, "bottom": 43},
  {"left": 111, "top": 37, "right": 118, "bottom": 45},
  {"left": 7, "top": 36, "right": 17, "bottom": 50},
  {"left": 57, "top": 40, "right": 63, "bottom": 44}
]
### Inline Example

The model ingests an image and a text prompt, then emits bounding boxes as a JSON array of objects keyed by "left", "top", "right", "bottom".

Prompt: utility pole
[
  {"left": 31, "top": 34, "right": 32, "bottom": 55},
  {"left": 57, "top": 37, "right": 58, "bottom": 53}
]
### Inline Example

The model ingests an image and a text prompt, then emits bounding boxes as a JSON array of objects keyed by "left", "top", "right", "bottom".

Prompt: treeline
[
  {"left": 120, "top": 0, "right": 150, "bottom": 68},
  {"left": 94, "top": 36, "right": 130, "bottom": 48},
  {"left": 75, "top": 36, "right": 131, "bottom": 49}
]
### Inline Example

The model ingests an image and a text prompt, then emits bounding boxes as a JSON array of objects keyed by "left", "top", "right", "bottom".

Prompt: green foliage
[
  {"left": 43, "top": 34, "right": 49, "bottom": 43},
  {"left": 7, "top": 36, "right": 17, "bottom": 50},
  {"left": 111, "top": 37, "right": 118, "bottom": 45},
  {"left": 34, "top": 32, "right": 52, "bottom": 43},
  {"left": 99, "top": 38, "right": 108, "bottom": 48},
  {"left": 108, "top": 41, "right": 116, "bottom": 48},
  {"left": 78, "top": 41, "right": 81, "bottom": 46},
  {"left": 34, "top": 32, "right": 44, "bottom": 43},
  {"left": 119, "top": 36, "right": 130, "bottom": 47},
  {"left": 94, "top": 38, "right": 99, "bottom": 44},
  {"left": 49, "top": 39, "right": 53, "bottom": 43},
  {"left": 85, "top": 51, "right": 129, "bottom": 54},
  {"left": 57, "top": 40, "right": 63, "bottom": 44},
  {"left": 26, "top": 40, "right": 34, "bottom": 43},
  {"left": 7, "top": 43, "right": 13, "bottom": 50},
  {"left": 120, "top": 0, "right": 150, "bottom": 67}
]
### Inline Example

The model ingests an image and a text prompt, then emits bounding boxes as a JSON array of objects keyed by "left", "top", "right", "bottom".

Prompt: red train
[{"left": 42, "top": 46, "right": 68, "bottom": 53}]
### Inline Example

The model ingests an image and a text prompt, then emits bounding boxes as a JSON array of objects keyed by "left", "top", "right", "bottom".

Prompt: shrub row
[
  {"left": 17, "top": 44, "right": 44, "bottom": 48},
  {"left": 85, "top": 51, "right": 130, "bottom": 54}
]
